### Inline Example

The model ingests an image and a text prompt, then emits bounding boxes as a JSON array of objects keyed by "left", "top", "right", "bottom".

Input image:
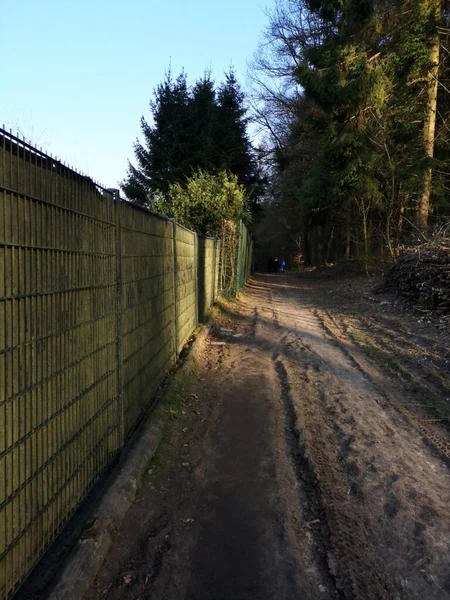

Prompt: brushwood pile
[{"left": 378, "top": 239, "right": 450, "bottom": 313}]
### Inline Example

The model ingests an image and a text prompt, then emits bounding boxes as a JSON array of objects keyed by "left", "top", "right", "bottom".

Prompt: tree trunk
[
  {"left": 417, "top": 0, "right": 441, "bottom": 231},
  {"left": 303, "top": 224, "right": 311, "bottom": 266},
  {"left": 397, "top": 198, "right": 407, "bottom": 245},
  {"left": 325, "top": 226, "right": 335, "bottom": 264},
  {"left": 316, "top": 227, "right": 324, "bottom": 266},
  {"left": 361, "top": 207, "right": 370, "bottom": 276},
  {"left": 386, "top": 172, "right": 395, "bottom": 258},
  {"left": 345, "top": 212, "right": 351, "bottom": 259}
]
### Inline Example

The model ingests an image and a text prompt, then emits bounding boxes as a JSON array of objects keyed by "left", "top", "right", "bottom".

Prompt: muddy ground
[{"left": 83, "top": 272, "right": 450, "bottom": 600}]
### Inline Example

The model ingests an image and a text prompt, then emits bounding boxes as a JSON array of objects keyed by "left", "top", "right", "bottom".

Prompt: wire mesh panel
[
  {"left": 196, "top": 236, "right": 216, "bottom": 322},
  {"left": 246, "top": 238, "right": 253, "bottom": 281},
  {"left": 217, "top": 221, "right": 252, "bottom": 296},
  {"left": 174, "top": 225, "right": 196, "bottom": 354},
  {"left": 0, "top": 131, "right": 120, "bottom": 599},
  {"left": 236, "top": 222, "right": 252, "bottom": 293},
  {"left": 214, "top": 240, "right": 220, "bottom": 301},
  {"left": 217, "top": 221, "right": 238, "bottom": 296},
  {"left": 119, "top": 203, "right": 176, "bottom": 440},
  {"left": 0, "top": 128, "right": 225, "bottom": 599}
]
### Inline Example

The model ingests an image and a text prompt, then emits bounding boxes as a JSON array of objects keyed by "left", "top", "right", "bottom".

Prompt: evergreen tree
[
  {"left": 213, "top": 72, "right": 252, "bottom": 183},
  {"left": 250, "top": 0, "right": 448, "bottom": 268},
  {"left": 214, "top": 70, "right": 265, "bottom": 213},
  {"left": 121, "top": 69, "right": 263, "bottom": 213},
  {"left": 189, "top": 74, "right": 217, "bottom": 172},
  {"left": 121, "top": 71, "right": 192, "bottom": 202}
]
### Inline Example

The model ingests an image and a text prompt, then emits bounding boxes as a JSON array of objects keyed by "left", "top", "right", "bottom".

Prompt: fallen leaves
[{"left": 304, "top": 519, "right": 321, "bottom": 529}]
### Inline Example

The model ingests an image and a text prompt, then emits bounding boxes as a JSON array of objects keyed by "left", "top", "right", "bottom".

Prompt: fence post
[
  {"left": 234, "top": 220, "right": 242, "bottom": 295},
  {"left": 172, "top": 219, "right": 179, "bottom": 359},
  {"left": 216, "top": 239, "right": 221, "bottom": 299},
  {"left": 212, "top": 238, "right": 217, "bottom": 303},
  {"left": 194, "top": 233, "right": 199, "bottom": 326},
  {"left": 109, "top": 188, "right": 124, "bottom": 448}
]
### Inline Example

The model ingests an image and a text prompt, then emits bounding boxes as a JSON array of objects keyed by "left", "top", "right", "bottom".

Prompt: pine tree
[
  {"left": 189, "top": 74, "right": 217, "bottom": 172},
  {"left": 251, "top": 0, "right": 449, "bottom": 267},
  {"left": 121, "top": 69, "right": 263, "bottom": 212},
  {"left": 121, "top": 71, "right": 192, "bottom": 203},
  {"left": 214, "top": 70, "right": 264, "bottom": 211}
]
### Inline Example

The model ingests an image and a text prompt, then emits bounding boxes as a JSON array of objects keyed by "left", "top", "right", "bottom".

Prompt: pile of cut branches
[{"left": 375, "top": 239, "right": 450, "bottom": 313}]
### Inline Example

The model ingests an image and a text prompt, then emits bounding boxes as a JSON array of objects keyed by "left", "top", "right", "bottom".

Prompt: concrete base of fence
[{"left": 47, "top": 322, "right": 212, "bottom": 600}]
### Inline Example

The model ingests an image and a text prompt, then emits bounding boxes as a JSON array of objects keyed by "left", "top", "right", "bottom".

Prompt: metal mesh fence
[
  {"left": 217, "top": 220, "right": 253, "bottom": 296},
  {"left": 197, "top": 236, "right": 217, "bottom": 322},
  {"left": 235, "top": 221, "right": 253, "bottom": 293},
  {"left": 0, "top": 129, "right": 233, "bottom": 599},
  {"left": 0, "top": 133, "right": 120, "bottom": 599},
  {"left": 119, "top": 203, "right": 177, "bottom": 439},
  {"left": 217, "top": 221, "right": 238, "bottom": 295},
  {"left": 174, "top": 224, "right": 197, "bottom": 355}
]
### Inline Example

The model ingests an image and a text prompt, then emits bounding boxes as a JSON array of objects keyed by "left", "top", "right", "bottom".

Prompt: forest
[
  {"left": 122, "top": 0, "right": 450, "bottom": 277},
  {"left": 251, "top": 0, "right": 450, "bottom": 274}
]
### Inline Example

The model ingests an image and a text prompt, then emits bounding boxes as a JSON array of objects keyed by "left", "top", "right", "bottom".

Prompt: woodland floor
[{"left": 82, "top": 272, "right": 450, "bottom": 600}]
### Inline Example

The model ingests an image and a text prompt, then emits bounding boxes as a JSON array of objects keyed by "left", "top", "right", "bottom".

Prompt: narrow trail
[{"left": 84, "top": 274, "right": 450, "bottom": 600}]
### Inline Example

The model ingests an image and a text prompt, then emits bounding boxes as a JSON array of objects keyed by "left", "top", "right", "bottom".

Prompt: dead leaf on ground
[{"left": 305, "top": 519, "right": 321, "bottom": 528}]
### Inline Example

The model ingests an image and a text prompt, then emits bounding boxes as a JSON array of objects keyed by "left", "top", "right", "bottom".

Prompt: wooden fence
[{"left": 0, "top": 129, "right": 231, "bottom": 599}]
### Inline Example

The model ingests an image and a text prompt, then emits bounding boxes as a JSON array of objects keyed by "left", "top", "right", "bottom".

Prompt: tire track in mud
[
  {"left": 315, "top": 306, "right": 450, "bottom": 463},
  {"left": 268, "top": 276, "right": 450, "bottom": 599},
  {"left": 276, "top": 355, "right": 390, "bottom": 600},
  {"left": 313, "top": 308, "right": 376, "bottom": 386},
  {"left": 275, "top": 360, "right": 341, "bottom": 599}
]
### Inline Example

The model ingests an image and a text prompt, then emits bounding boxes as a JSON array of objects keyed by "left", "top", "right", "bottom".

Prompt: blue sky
[{"left": 2, "top": 0, "right": 270, "bottom": 189}]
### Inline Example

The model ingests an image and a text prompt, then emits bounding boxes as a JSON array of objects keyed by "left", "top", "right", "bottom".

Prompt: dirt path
[{"left": 84, "top": 273, "right": 450, "bottom": 600}]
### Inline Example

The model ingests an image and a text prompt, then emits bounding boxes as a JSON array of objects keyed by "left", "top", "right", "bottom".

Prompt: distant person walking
[
  {"left": 280, "top": 259, "right": 285, "bottom": 272},
  {"left": 273, "top": 257, "right": 279, "bottom": 272}
]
